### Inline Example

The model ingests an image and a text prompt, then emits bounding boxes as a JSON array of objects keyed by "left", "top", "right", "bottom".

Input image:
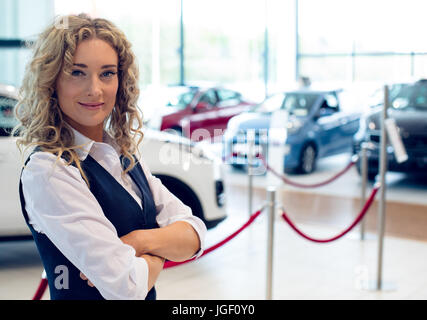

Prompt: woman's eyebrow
[
  {"left": 101, "top": 64, "right": 118, "bottom": 69},
  {"left": 72, "top": 63, "right": 117, "bottom": 69}
]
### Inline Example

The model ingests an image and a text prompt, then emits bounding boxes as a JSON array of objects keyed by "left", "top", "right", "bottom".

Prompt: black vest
[{"left": 19, "top": 151, "right": 159, "bottom": 300}]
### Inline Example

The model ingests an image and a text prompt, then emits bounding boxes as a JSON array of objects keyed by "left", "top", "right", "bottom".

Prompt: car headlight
[{"left": 368, "top": 121, "right": 376, "bottom": 131}]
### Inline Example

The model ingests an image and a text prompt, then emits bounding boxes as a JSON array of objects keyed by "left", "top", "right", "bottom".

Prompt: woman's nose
[{"left": 87, "top": 75, "right": 102, "bottom": 97}]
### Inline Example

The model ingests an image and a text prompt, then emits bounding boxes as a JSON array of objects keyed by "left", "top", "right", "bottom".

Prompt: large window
[
  {"left": 298, "top": 0, "right": 427, "bottom": 83},
  {"left": 183, "top": 0, "right": 265, "bottom": 85},
  {"left": 55, "top": 0, "right": 182, "bottom": 89},
  {"left": 1, "top": 0, "right": 297, "bottom": 101},
  {"left": 0, "top": 0, "right": 54, "bottom": 87}
]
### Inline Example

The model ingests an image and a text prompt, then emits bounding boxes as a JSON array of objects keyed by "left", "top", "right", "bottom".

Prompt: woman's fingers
[{"left": 80, "top": 272, "right": 95, "bottom": 287}]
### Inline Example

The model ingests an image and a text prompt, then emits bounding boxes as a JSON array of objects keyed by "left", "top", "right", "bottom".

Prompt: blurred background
[
  {"left": 3, "top": 0, "right": 427, "bottom": 300},
  {"left": 3, "top": 0, "right": 427, "bottom": 99}
]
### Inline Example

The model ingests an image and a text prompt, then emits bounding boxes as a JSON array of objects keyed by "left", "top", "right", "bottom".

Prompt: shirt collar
[
  {"left": 70, "top": 126, "right": 95, "bottom": 161},
  {"left": 69, "top": 126, "right": 120, "bottom": 161}
]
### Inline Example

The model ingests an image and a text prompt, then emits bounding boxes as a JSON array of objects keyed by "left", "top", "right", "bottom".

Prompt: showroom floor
[{"left": 1, "top": 153, "right": 427, "bottom": 300}]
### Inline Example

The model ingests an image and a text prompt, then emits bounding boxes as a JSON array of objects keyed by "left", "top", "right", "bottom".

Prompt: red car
[{"left": 159, "top": 85, "right": 256, "bottom": 142}]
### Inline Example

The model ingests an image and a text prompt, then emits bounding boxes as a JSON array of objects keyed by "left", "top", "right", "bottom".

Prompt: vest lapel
[{"left": 120, "top": 155, "right": 146, "bottom": 202}]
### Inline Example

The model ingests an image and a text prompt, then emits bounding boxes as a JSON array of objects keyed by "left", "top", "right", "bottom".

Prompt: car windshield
[
  {"left": 390, "top": 83, "right": 427, "bottom": 111},
  {"left": 0, "top": 96, "right": 18, "bottom": 129},
  {"left": 281, "top": 93, "right": 320, "bottom": 116},
  {"left": 166, "top": 88, "right": 198, "bottom": 109}
]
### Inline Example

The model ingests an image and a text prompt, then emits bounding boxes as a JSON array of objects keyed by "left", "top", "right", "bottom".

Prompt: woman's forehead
[{"left": 73, "top": 38, "right": 118, "bottom": 67}]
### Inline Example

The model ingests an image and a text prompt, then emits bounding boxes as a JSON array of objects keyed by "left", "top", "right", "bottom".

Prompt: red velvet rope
[
  {"left": 280, "top": 184, "right": 380, "bottom": 243},
  {"left": 32, "top": 278, "right": 48, "bottom": 300},
  {"left": 164, "top": 207, "right": 264, "bottom": 269},
  {"left": 259, "top": 154, "right": 358, "bottom": 188}
]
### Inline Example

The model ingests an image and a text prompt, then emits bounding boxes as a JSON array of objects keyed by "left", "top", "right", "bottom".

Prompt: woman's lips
[{"left": 78, "top": 102, "right": 104, "bottom": 110}]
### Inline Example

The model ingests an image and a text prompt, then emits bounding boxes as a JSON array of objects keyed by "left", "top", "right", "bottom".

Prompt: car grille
[
  {"left": 368, "top": 133, "right": 427, "bottom": 151},
  {"left": 403, "top": 135, "right": 427, "bottom": 150},
  {"left": 233, "top": 129, "right": 269, "bottom": 144},
  {"left": 369, "top": 133, "right": 380, "bottom": 143}
]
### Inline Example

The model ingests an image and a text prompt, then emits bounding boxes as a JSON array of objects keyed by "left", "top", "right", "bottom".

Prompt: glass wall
[
  {"left": 55, "top": 0, "right": 182, "bottom": 89},
  {"left": 1, "top": 0, "right": 297, "bottom": 99},
  {"left": 298, "top": 0, "right": 427, "bottom": 85},
  {"left": 0, "top": 0, "right": 54, "bottom": 86},
  {"left": 183, "top": 0, "right": 264, "bottom": 85},
  {"left": 5, "top": 0, "right": 425, "bottom": 96}
]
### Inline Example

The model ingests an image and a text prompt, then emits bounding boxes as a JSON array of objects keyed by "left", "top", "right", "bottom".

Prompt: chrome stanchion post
[
  {"left": 266, "top": 186, "right": 276, "bottom": 300},
  {"left": 373, "top": 84, "right": 396, "bottom": 291},
  {"left": 360, "top": 143, "right": 368, "bottom": 240},
  {"left": 247, "top": 130, "right": 255, "bottom": 218},
  {"left": 376, "top": 85, "right": 388, "bottom": 290}
]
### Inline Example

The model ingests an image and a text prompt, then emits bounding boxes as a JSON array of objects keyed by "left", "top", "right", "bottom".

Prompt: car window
[
  {"left": 217, "top": 89, "right": 241, "bottom": 107},
  {"left": 0, "top": 96, "right": 18, "bottom": 133},
  {"left": 321, "top": 93, "right": 339, "bottom": 111},
  {"left": 166, "top": 89, "right": 197, "bottom": 109},
  {"left": 198, "top": 89, "right": 218, "bottom": 106},
  {"left": 254, "top": 93, "right": 285, "bottom": 113},
  {"left": 281, "top": 93, "right": 319, "bottom": 116},
  {"left": 391, "top": 82, "right": 427, "bottom": 111},
  {"left": 414, "top": 84, "right": 427, "bottom": 109}
]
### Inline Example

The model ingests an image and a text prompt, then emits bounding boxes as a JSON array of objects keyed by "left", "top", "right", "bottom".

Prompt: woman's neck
[{"left": 65, "top": 118, "right": 104, "bottom": 142}]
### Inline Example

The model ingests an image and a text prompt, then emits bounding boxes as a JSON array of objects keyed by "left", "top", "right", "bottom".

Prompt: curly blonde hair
[{"left": 13, "top": 13, "right": 144, "bottom": 185}]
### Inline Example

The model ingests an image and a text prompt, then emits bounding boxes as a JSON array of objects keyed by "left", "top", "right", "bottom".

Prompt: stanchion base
[{"left": 360, "top": 281, "right": 397, "bottom": 292}]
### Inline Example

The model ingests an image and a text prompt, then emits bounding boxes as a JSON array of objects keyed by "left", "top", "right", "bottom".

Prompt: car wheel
[{"left": 299, "top": 144, "right": 316, "bottom": 174}]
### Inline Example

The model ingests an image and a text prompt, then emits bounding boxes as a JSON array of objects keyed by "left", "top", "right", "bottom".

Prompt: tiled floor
[{"left": 1, "top": 153, "right": 426, "bottom": 300}]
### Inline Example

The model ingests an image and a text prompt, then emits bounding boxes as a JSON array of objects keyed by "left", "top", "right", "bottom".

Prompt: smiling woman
[
  {"left": 55, "top": 39, "right": 119, "bottom": 142},
  {"left": 12, "top": 13, "right": 206, "bottom": 300},
  {"left": 14, "top": 14, "right": 143, "bottom": 183}
]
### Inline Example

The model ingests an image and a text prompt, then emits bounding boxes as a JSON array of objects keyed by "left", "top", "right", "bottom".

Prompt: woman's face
[{"left": 56, "top": 38, "right": 119, "bottom": 140}]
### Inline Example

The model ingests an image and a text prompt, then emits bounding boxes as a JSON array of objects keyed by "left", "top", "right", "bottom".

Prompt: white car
[{"left": 0, "top": 85, "right": 226, "bottom": 239}]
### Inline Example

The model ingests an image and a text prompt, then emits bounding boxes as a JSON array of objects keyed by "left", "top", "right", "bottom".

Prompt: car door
[
  {"left": 186, "top": 89, "right": 220, "bottom": 141},
  {"left": 0, "top": 96, "right": 29, "bottom": 236},
  {"left": 215, "top": 89, "right": 251, "bottom": 134},
  {"left": 314, "top": 93, "right": 344, "bottom": 156}
]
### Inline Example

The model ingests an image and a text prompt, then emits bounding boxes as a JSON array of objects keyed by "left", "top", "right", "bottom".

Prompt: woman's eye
[
  {"left": 71, "top": 70, "right": 84, "bottom": 77},
  {"left": 101, "top": 71, "right": 117, "bottom": 78}
]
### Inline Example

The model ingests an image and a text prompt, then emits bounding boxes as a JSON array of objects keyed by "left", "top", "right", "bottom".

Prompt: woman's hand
[
  {"left": 141, "top": 254, "right": 165, "bottom": 291},
  {"left": 80, "top": 272, "right": 95, "bottom": 287},
  {"left": 120, "top": 230, "right": 147, "bottom": 256},
  {"left": 78, "top": 254, "right": 165, "bottom": 291},
  {"left": 121, "top": 222, "right": 201, "bottom": 262}
]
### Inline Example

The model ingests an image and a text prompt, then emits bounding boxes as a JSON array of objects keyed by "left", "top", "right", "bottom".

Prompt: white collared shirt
[{"left": 21, "top": 127, "right": 206, "bottom": 300}]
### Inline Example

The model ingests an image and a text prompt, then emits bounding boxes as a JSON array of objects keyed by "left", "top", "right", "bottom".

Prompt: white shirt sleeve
[
  {"left": 138, "top": 158, "right": 207, "bottom": 259},
  {"left": 21, "top": 152, "right": 149, "bottom": 300}
]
